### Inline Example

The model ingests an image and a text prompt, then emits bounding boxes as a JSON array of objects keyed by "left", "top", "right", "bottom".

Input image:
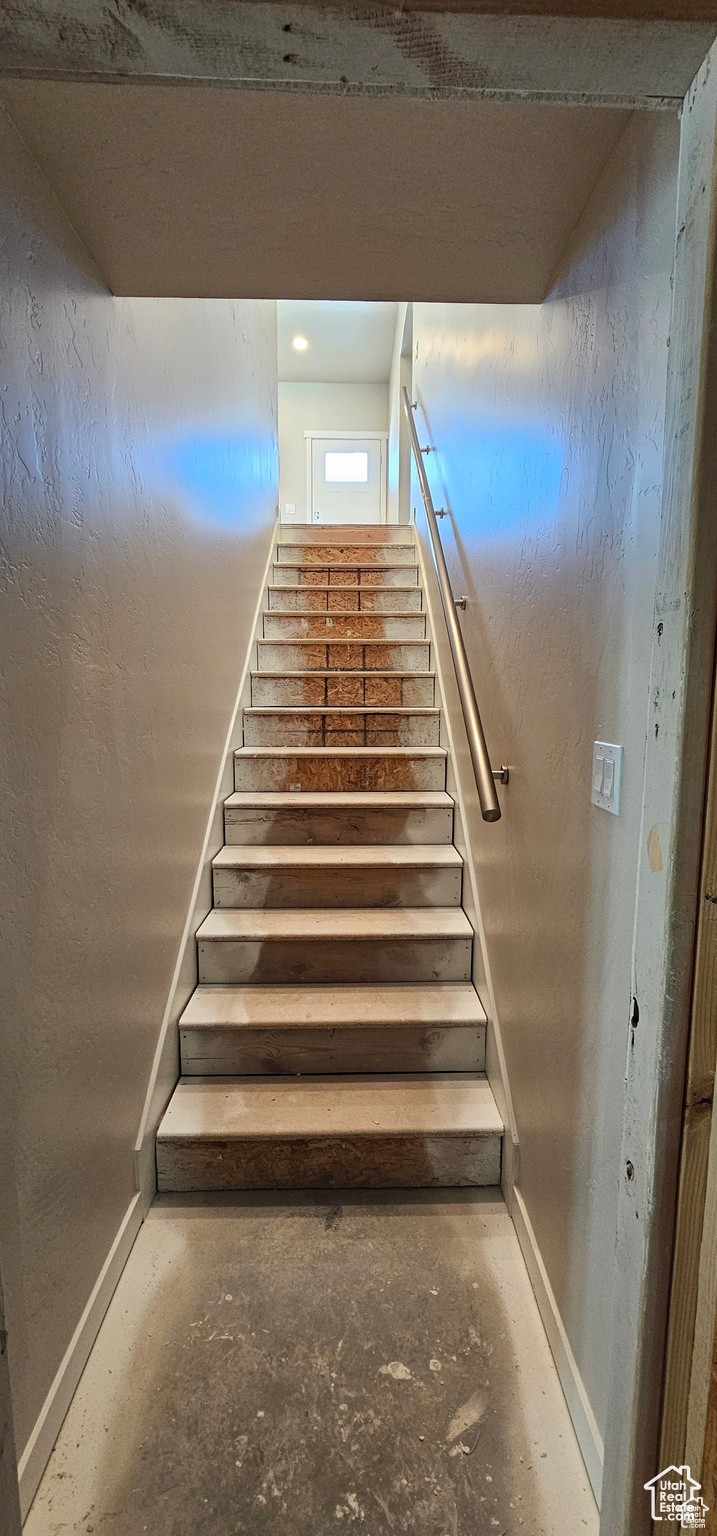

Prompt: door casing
[{"left": 305, "top": 429, "right": 388, "bottom": 526}]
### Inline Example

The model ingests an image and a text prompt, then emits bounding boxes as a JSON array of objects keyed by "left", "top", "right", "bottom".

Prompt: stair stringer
[
  {"left": 412, "top": 515, "right": 519, "bottom": 1205},
  {"left": 133, "top": 510, "right": 279, "bottom": 1209}
]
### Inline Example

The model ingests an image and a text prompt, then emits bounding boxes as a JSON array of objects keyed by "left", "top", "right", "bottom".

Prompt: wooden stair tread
[
  {"left": 273, "top": 561, "right": 418, "bottom": 570},
  {"left": 245, "top": 706, "right": 438, "bottom": 716},
  {"left": 180, "top": 982, "right": 486, "bottom": 1030},
  {"left": 212, "top": 844, "right": 462, "bottom": 871},
  {"left": 276, "top": 543, "right": 414, "bottom": 553},
  {"left": 158, "top": 1073, "right": 502, "bottom": 1140},
  {"left": 262, "top": 609, "right": 423, "bottom": 618},
  {"left": 235, "top": 746, "right": 446, "bottom": 759},
  {"left": 252, "top": 671, "right": 436, "bottom": 679},
  {"left": 224, "top": 791, "right": 452, "bottom": 808},
  {"left": 257, "top": 637, "right": 427, "bottom": 644},
  {"left": 197, "top": 907, "right": 472, "bottom": 941},
  {"left": 268, "top": 584, "right": 421, "bottom": 592}
]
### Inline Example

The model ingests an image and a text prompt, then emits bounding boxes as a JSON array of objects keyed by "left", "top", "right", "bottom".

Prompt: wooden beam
[
  {"left": 0, "top": 1261, "right": 21, "bottom": 1536},
  {"left": 239, "top": 0, "right": 717, "bottom": 14},
  {"left": 0, "top": 0, "right": 713, "bottom": 107},
  {"left": 684, "top": 1031, "right": 717, "bottom": 1514},
  {"left": 660, "top": 641, "right": 717, "bottom": 1470}
]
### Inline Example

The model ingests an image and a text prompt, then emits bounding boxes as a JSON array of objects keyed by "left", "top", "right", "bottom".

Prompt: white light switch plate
[
  {"left": 284, "top": 502, "right": 296, "bottom": 517},
  {"left": 592, "top": 741, "right": 623, "bottom": 815}
]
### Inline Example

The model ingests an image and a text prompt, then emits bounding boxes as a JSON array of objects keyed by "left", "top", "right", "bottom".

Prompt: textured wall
[
  {"left": 0, "top": 109, "right": 277, "bottom": 1453},
  {"left": 413, "top": 111, "right": 679, "bottom": 1441},
  {"left": 278, "top": 382, "right": 388, "bottom": 522}
]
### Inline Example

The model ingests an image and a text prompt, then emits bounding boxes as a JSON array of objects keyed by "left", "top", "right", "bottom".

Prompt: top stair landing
[{"left": 279, "top": 525, "right": 415, "bottom": 545}]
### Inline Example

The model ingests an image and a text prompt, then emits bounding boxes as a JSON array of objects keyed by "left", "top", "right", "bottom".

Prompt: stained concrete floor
[{"left": 24, "top": 1190, "right": 598, "bottom": 1536}]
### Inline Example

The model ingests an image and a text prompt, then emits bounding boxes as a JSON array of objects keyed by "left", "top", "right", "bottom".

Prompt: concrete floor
[{"left": 24, "top": 1190, "right": 598, "bottom": 1536}]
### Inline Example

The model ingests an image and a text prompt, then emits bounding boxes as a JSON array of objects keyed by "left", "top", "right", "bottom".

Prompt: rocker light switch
[
  {"left": 592, "top": 753, "right": 604, "bottom": 798},
  {"left": 592, "top": 741, "right": 623, "bottom": 815}
]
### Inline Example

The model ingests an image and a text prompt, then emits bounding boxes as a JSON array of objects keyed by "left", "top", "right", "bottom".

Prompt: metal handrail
[{"left": 402, "top": 387, "right": 503, "bottom": 823}]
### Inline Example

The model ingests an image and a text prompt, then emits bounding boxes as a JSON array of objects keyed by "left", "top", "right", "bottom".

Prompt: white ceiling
[
  {"left": 0, "top": 81, "right": 631, "bottom": 305},
  {"left": 278, "top": 301, "right": 398, "bottom": 384}
]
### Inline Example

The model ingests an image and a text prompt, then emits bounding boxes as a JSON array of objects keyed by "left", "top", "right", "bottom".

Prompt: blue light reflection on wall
[
  {"left": 161, "top": 424, "right": 277, "bottom": 531},
  {"left": 423, "top": 408, "right": 565, "bottom": 540}
]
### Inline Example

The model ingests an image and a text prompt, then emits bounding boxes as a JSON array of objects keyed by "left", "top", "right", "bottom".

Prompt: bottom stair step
[{"left": 156, "top": 1073, "right": 503, "bottom": 1191}]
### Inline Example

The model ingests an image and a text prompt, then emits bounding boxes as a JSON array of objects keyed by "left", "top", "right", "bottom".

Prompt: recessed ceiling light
[{"left": 292, "top": 335, "right": 309, "bottom": 352}]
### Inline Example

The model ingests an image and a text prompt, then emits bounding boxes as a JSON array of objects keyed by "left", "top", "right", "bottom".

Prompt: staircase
[{"left": 156, "top": 525, "right": 503, "bottom": 1191}]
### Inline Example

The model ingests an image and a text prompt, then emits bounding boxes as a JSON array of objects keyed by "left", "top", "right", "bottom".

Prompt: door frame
[{"left": 304, "top": 429, "right": 388, "bottom": 526}]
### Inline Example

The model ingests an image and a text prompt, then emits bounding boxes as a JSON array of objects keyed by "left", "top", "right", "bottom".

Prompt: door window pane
[{"left": 324, "top": 451, "right": 369, "bottom": 483}]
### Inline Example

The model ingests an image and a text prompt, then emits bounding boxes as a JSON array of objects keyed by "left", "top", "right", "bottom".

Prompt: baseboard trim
[
  {"left": 17, "top": 1192, "right": 143, "bottom": 1520},
  {"left": 511, "top": 1185, "right": 604, "bottom": 1507}
]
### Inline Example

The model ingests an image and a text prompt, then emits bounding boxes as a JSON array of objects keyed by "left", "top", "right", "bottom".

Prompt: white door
[{"left": 309, "top": 436, "right": 385, "bottom": 524}]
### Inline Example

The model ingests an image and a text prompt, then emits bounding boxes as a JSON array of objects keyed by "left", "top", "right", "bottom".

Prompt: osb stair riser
[
  {"left": 267, "top": 585, "right": 423, "bottom": 613},
  {"left": 256, "top": 639, "right": 432, "bottom": 673},
  {"left": 275, "top": 542, "right": 416, "bottom": 566},
  {"left": 243, "top": 707, "right": 441, "bottom": 747},
  {"left": 262, "top": 611, "right": 426, "bottom": 641},
  {"left": 233, "top": 746, "right": 447, "bottom": 794},
  {"left": 250, "top": 672, "right": 436, "bottom": 707},
  {"left": 156, "top": 526, "right": 503, "bottom": 1191},
  {"left": 272, "top": 563, "right": 419, "bottom": 588}
]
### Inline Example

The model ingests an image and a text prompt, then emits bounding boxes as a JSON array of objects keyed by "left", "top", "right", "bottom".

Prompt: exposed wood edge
[
  {"left": 0, "top": 6, "right": 713, "bottom": 107},
  {"left": 411, "top": 506, "right": 520, "bottom": 1206},
  {"left": 660, "top": 650, "right": 717, "bottom": 1469},
  {"left": 0, "top": 1256, "right": 22, "bottom": 1536},
  {"left": 130, "top": 0, "right": 713, "bottom": 15},
  {"left": 132, "top": 510, "right": 279, "bottom": 1210},
  {"left": 17, "top": 1193, "right": 143, "bottom": 1520},
  {"left": 686, "top": 1066, "right": 717, "bottom": 1479},
  {"left": 512, "top": 1187, "right": 603, "bottom": 1507},
  {"left": 600, "top": 43, "right": 717, "bottom": 1536},
  {"left": 3, "top": 0, "right": 717, "bottom": 20},
  {"left": 0, "top": 70, "right": 683, "bottom": 112}
]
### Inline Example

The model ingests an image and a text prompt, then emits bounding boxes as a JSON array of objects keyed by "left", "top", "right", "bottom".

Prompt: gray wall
[
  {"left": 278, "top": 382, "right": 388, "bottom": 523},
  {"left": 412, "top": 111, "right": 679, "bottom": 1443},
  {"left": 0, "top": 109, "right": 277, "bottom": 1454}
]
